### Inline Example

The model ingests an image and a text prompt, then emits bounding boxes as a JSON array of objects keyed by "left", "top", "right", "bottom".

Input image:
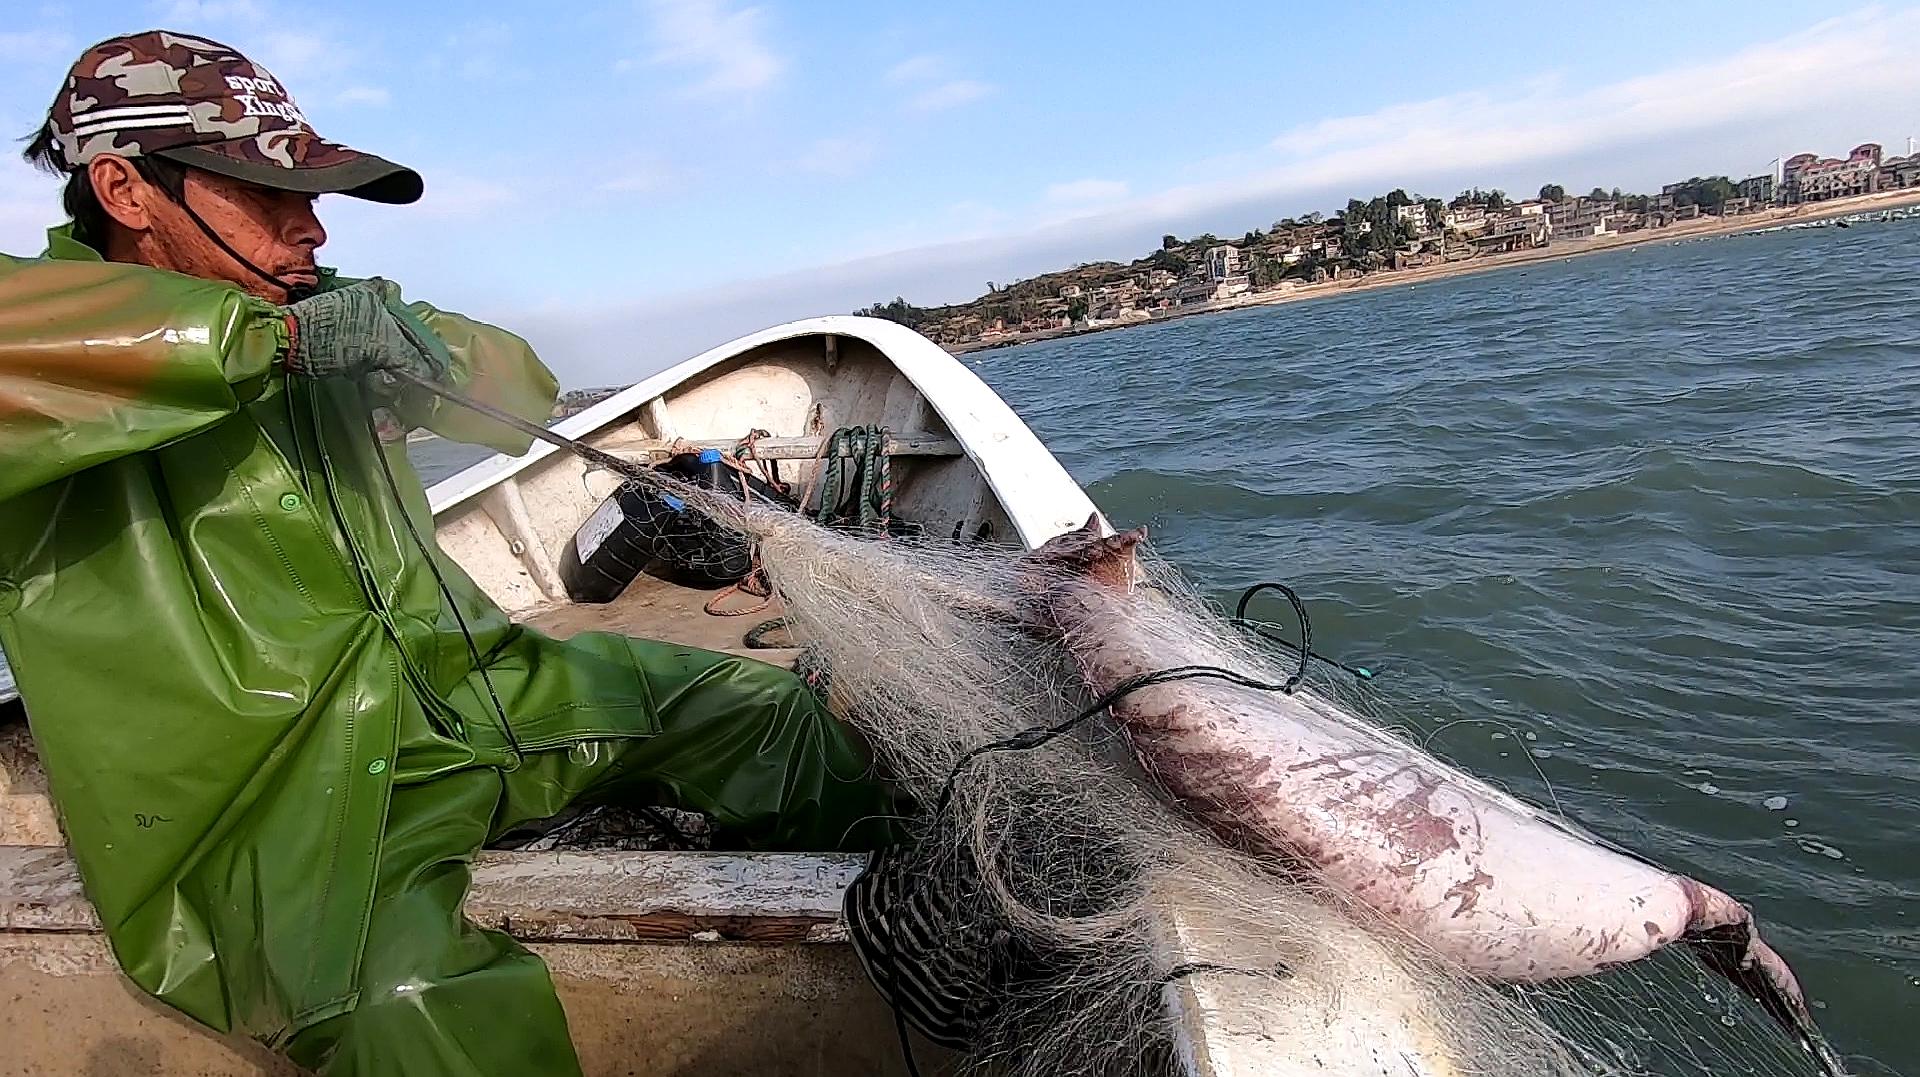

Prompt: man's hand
[{"left": 285, "top": 278, "right": 450, "bottom": 382}]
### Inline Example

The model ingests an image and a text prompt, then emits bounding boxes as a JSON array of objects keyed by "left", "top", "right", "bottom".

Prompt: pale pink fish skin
[
  {"left": 1049, "top": 582, "right": 1703, "bottom": 980},
  {"left": 1021, "top": 523, "right": 1830, "bottom": 1067}
]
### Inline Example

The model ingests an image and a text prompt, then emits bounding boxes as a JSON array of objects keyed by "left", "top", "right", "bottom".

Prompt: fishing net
[{"left": 595, "top": 463, "right": 1845, "bottom": 1077}]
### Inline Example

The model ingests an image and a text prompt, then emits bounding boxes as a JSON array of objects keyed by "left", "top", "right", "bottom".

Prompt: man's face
[{"left": 145, "top": 167, "right": 328, "bottom": 303}]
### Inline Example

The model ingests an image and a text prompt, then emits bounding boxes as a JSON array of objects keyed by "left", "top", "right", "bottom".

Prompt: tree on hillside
[
  {"left": 1301, "top": 211, "right": 1324, "bottom": 226},
  {"left": 1248, "top": 253, "right": 1290, "bottom": 288},
  {"left": 1486, "top": 189, "right": 1508, "bottom": 210},
  {"left": 1423, "top": 196, "right": 1446, "bottom": 231},
  {"left": 1588, "top": 186, "right": 1610, "bottom": 202},
  {"left": 1540, "top": 183, "right": 1566, "bottom": 202},
  {"left": 854, "top": 296, "right": 930, "bottom": 328},
  {"left": 1670, "top": 176, "right": 1737, "bottom": 211},
  {"left": 1386, "top": 187, "right": 1412, "bottom": 208},
  {"left": 1162, "top": 234, "right": 1180, "bottom": 250},
  {"left": 1148, "top": 248, "right": 1189, "bottom": 276}
]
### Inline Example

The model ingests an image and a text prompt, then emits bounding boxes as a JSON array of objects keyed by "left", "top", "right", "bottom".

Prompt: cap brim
[{"left": 155, "top": 144, "right": 423, "bottom": 205}]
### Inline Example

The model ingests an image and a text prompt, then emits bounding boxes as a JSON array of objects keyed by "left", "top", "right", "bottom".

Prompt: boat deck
[{"left": 526, "top": 571, "right": 801, "bottom": 670}]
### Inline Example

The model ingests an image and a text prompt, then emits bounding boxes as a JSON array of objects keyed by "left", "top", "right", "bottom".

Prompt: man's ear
[{"left": 87, "top": 155, "right": 157, "bottom": 233}]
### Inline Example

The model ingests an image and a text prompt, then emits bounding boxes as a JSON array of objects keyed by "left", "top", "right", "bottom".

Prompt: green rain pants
[{"left": 281, "top": 637, "right": 895, "bottom": 1077}]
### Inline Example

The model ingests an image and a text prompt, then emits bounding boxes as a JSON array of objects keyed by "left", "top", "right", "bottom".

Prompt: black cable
[
  {"left": 930, "top": 663, "right": 1304, "bottom": 820},
  {"left": 893, "top": 1008, "right": 926, "bottom": 1077},
  {"left": 1233, "top": 581, "right": 1376, "bottom": 682},
  {"left": 358, "top": 395, "right": 525, "bottom": 762},
  {"left": 1156, "top": 959, "right": 1293, "bottom": 987},
  {"left": 161, "top": 173, "right": 313, "bottom": 300}
]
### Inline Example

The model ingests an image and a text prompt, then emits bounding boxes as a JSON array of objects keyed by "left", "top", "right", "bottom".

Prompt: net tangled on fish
[{"left": 626, "top": 469, "right": 1845, "bottom": 1077}]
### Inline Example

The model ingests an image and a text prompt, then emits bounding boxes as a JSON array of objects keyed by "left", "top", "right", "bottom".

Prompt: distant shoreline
[{"left": 949, "top": 186, "right": 1920, "bottom": 355}]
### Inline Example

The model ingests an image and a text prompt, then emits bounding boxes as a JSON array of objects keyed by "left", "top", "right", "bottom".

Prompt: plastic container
[{"left": 556, "top": 482, "right": 692, "bottom": 603}]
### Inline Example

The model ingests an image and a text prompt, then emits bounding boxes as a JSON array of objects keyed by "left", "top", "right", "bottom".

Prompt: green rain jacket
[{"left": 0, "top": 228, "right": 868, "bottom": 1043}]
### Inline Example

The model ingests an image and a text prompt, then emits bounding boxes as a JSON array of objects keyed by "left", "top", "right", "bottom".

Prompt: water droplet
[
  {"left": 1719, "top": 1014, "right": 1738, "bottom": 1027},
  {"left": 1524, "top": 731, "right": 1538, "bottom": 741},
  {"left": 1697, "top": 782, "right": 1720, "bottom": 795},
  {"left": 1785, "top": 819, "right": 1800, "bottom": 828},
  {"left": 1491, "top": 732, "right": 1509, "bottom": 740},
  {"left": 1533, "top": 748, "right": 1553, "bottom": 758},
  {"left": 1763, "top": 796, "right": 1788, "bottom": 811},
  {"left": 1498, "top": 751, "right": 1510, "bottom": 757}
]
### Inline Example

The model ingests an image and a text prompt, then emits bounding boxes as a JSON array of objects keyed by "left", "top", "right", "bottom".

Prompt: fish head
[{"left": 1026, "top": 513, "right": 1147, "bottom": 590}]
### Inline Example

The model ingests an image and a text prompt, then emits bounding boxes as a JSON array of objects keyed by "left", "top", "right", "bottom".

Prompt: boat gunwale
[{"left": 424, "top": 315, "right": 1100, "bottom": 549}]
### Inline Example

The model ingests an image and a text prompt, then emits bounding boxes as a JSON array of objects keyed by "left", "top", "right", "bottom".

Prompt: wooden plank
[
  {"left": 598, "top": 431, "right": 963, "bottom": 461},
  {"left": 0, "top": 846, "right": 865, "bottom": 945}
]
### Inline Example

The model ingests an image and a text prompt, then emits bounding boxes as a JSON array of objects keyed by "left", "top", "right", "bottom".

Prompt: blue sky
[{"left": 3, "top": 1, "right": 1919, "bottom": 383}]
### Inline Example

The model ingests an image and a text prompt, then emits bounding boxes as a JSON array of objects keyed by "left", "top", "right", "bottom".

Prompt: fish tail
[{"left": 1679, "top": 878, "right": 1848, "bottom": 1076}]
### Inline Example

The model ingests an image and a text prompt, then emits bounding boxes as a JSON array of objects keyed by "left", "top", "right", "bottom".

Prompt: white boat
[{"left": 1, "top": 316, "right": 1452, "bottom": 1076}]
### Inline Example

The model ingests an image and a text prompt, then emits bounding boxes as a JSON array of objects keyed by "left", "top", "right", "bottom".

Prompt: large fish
[{"left": 1023, "top": 519, "right": 1841, "bottom": 1073}]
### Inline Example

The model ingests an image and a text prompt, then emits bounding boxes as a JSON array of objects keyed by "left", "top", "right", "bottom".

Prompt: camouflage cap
[{"left": 44, "top": 30, "right": 421, "bottom": 204}]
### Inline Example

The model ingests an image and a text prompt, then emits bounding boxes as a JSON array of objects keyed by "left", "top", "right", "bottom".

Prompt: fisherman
[{"left": 0, "top": 31, "right": 896, "bottom": 1076}]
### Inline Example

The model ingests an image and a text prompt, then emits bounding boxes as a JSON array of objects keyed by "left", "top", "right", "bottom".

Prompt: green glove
[{"left": 285, "top": 278, "right": 451, "bottom": 382}]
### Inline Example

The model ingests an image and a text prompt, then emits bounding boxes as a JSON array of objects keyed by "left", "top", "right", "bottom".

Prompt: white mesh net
[{"left": 610, "top": 464, "right": 1845, "bottom": 1077}]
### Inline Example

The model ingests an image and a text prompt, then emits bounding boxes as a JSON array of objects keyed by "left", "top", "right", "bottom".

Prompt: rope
[
  {"left": 734, "top": 428, "right": 788, "bottom": 495},
  {"left": 703, "top": 561, "right": 776, "bottom": 616},
  {"left": 1233, "top": 581, "right": 1376, "bottom": 682},
  {"left": 810, "top": 425, "right": 891, "bottom": 532}
]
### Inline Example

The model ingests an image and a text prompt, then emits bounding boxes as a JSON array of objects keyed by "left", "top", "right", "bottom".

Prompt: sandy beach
[{"left": 953, "top": 185, "right": 1920, "bottom": 353}]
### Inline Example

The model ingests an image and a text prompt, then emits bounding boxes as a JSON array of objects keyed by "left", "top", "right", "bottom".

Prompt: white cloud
[
  {"left": 250, "top": 29, "right": 348, "bottom": 83},
  {"left": 498, "top": 7, "right": 1920, "bottom": 384},
  {"left": 412, "top": 173, "right": 518, "bottom": 219},
  {"left": 792, "top": 136, "right": 877, "bottom": 178},
  {"left": 0, "top": 29, "right": 74, "bottom": 62},
  {"left": 906, "top": 78, "right": 994, "bottom": 113},
  {"left": 1045, "top": 179, "right": 1129, "bottom": 205},
  {"left": 1257, "top": 9, "right": 1919, "bottom": 191},
  {"left": 885, "top": 53, "right": 944, "bottom": 84},
  {"left": 641, "top": 0, "right": 784, "bottom": 96},
  {"left": 334, "top": 85, "right": 390, "bottom": 108}
]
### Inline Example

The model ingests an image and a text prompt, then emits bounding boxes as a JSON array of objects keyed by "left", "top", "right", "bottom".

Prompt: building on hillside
[
  {"left": 1443, "top": 204, "right": 1488, "bottom": 235},
  {"left": 1057, "top": 283, "right": 1084, "bottom": 299},
  {"left": 1473, "top": 212, "right": 1551, "bottom": 253},
  {"left": 1395, "top": 203, "right": 1436, "bottom": 236},
  {"left": 1171, "top": 274, "right": 1250, "bottom": 307},
  {"left": 1718, "top": 196, "right": 1754, "bottom": 216},
  {"left": 1547, "top": 197, "right": 1618, "bottom": 236},
  {"left": 1737, "top": 174, "right": 1777, "bottom": 206},
  {"left": 1309, "top": 236, "right": 1344, "bottom": 260},
  {"left": 1876, "top": 153, "right": 1920, "bottom": 191},
  {"left": 1654, "top": 181, "right": 1688, "bottom": 212},
  {"left": 1205, "top": 245, "right": 1244, "bottom": 281},
  {"left": 1784, "top": 144, "right": 1882, "bottom": 203},
  {"left": 1145, "top": 268, "right": 1178, "bottom": 291}
]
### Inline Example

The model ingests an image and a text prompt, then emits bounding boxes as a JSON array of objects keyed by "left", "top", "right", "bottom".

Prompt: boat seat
[{"left": 603, "top": 431, "right": 965, "bottom": 461}]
